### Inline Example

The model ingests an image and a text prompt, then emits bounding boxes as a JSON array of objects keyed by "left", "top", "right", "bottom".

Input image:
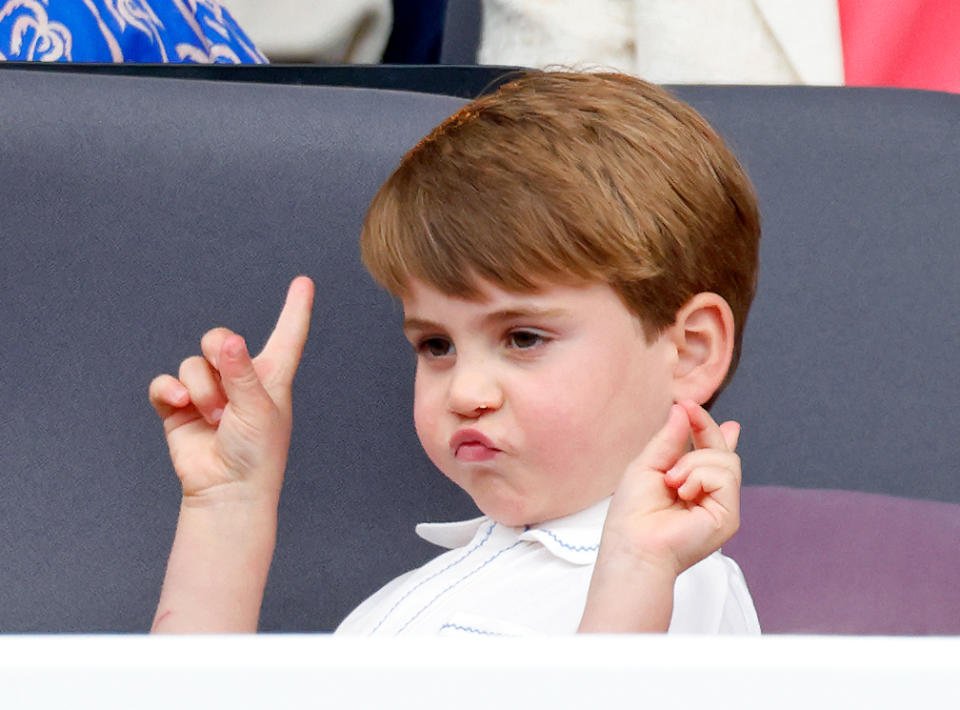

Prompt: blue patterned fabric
[{"left": 0, "top": 0, "right": 266, "bottom": 63}]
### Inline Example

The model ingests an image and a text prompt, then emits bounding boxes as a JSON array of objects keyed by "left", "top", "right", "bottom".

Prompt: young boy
[{"left": 148, "top": 71, "right": 761, "bottom": 635}]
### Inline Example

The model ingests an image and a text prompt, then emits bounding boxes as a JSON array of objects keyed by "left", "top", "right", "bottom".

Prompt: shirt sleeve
[{"left": 668, "top": 551, "right": 761, "bottom": 634}]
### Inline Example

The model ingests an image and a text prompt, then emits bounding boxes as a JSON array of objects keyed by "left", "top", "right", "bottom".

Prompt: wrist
[
  {"left": 579, "top": 558, "right": 677, "bottom": 633},
  {"left": 592, "top": 545, "right": 679, "bottom": 600},
  {"left": 594, "top": 523, "right": 684, "bottom": 578},
  {"left": 579, "top": 537, "right": 679, "bottom": 634},
  {"left": 181, "top": 477, "right": 282, "bottom": 512},
  {"left": 175, "top": 493, "right": 279, "bottom": 569}
]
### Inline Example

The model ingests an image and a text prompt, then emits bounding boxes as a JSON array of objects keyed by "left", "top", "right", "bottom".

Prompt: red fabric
[{"left": 839, "top": 0, "right": 960, "bottom": 92}]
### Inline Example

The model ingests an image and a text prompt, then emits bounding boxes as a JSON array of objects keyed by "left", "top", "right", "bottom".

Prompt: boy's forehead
[
  {"left": 399, "top": 277, "right": 633, "bottom": 322},
  {"left": 402, "top": 276, "right": 569, "bottom": 309}
]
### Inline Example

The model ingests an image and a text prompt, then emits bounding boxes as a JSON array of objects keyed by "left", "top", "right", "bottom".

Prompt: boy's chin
[
  {"left": 468, "top": 492, "right": 537, "bottom": 528},
  {"left": 437, "top": 466, "right": 530, "bottom": 526},
  {"left": 443, "top": 464, "right": 608, "bottom": 527},
  {"left": 471, "top": 494, "right": 583, "bottom": 528}
]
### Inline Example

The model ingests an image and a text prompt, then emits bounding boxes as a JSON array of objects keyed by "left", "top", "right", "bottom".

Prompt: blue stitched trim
[
  {"left": 439, "top": 623, "right": 504, "bottom": 637},
  {"left": 396, "top": 539, "right": 524, "bottom": 634},
  {"left": 536, "top": 528, "right": 599, "bottom": 553},
  {"left": 370, "top": 521, "right": 496, "bottom": 634}
]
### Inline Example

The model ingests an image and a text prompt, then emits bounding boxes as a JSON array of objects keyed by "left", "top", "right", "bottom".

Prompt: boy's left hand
[{"left": 600, "top": 399, "right": 741, "bottom": 579}]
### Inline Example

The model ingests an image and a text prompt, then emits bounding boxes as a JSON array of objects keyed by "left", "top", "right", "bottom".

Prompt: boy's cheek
[
  {"left": 412, "top": 400, "right": 438, "bottom": 444},
  {"left": 411, "top": 376, "right": 438, "bottom": 424},
  {"left": 519, "top": 404, "right": 593, "bottom": 462},
  {"left": 413, "top": 396, "right": 450, "bottom": 461}
]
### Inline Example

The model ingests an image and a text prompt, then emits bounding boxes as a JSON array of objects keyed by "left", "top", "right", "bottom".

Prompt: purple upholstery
[{"left": 724, "top": 486, "right": 960, "bottom": 634}]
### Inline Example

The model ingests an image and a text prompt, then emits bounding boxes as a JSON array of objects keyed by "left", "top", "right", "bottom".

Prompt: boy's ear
[{"left": 665, "top": 292, "right": 735, "bottom": 406}]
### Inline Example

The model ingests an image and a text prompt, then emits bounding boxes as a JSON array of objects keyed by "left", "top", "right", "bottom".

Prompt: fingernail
[
  {"left": 224, "top": 336, "right": 246, "bottom": 359},
  {"left": 210, "top": 408, "right": 223, "bottom": 423}
]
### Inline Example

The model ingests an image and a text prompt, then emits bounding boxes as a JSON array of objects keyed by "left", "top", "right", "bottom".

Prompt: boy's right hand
[{"left": 148, "top": 276, "right": 314, "bottom": 506}]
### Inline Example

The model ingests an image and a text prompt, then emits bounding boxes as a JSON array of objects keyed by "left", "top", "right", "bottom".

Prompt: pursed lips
[{"left": 450, "top": 429, "right": 501, "bottom": 462}]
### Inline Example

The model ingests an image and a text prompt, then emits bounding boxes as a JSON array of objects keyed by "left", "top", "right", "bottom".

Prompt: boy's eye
[
  {"left": 507, "top": 330, "right": 545, "bottom": 349},
  {"left": 418, "top": 337, "right": 454, "bottom": 358}
]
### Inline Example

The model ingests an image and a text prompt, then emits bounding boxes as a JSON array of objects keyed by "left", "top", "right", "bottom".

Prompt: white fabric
[
  {"left": 478, "top": 0, "right": 843, "bottom": 85},
  {"left": 337, "top": 498, "right": 760, "bottom": 636},
  {"left": 221, "top": 0, "right": 391, "bottom": 62}
]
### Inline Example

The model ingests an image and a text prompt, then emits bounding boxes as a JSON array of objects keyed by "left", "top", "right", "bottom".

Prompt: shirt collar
[
  {"left": 414, "top": 516, "right": 489, "bottom": 550},
  {"left": 415, "top": 497, "right": 611, "bottom": 566}
]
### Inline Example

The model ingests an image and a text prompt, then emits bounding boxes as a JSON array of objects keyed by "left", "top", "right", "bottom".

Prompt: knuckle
[
  {"left": 178, "top": 355, "right": 205, "bottom": 380},
  {"left": 225, "top": 402, "right": 284, "bottom": 448},
  {"left": 147, "top": 376, "right": 168, "bottom": 406},
  {"left": 148, "top": 374, "right": 167, "bottom": 394},
  {"left": 201, "top": 327, "right": 230, "bottom": 352},
  {"left": 729, "top": 453, "right": 743, "bottom": 481},
  {"left": 230, "top": 362, "right": 263, "bottom": 391}
]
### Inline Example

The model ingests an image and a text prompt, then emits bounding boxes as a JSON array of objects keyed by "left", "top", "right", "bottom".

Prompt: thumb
[
  {"left": 218, "top": 334, "right": 276, "bottom": 424},
  {"left": 634, "top": 404, "right": 691, "bottom": 473}
]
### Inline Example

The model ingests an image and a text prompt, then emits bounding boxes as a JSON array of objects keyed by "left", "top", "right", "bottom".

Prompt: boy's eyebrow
[
  {"left": 402, "top": 317, "right": 442, "bottom": 336},
  {"left": 481, "top": 307, "right": 568, "bottom": 325},
  {"left": 402, "top": 307, "right": 569, "bottom": 336}
]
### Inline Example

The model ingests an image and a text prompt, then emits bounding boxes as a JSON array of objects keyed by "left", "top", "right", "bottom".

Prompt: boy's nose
[{"left": 447, "top": 361, "right": 503, "bottom": 418}]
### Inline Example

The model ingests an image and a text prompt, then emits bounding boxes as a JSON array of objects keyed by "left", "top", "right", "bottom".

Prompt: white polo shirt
[{"left": 336, "top": 498, "right": 760, "bottom": 636}]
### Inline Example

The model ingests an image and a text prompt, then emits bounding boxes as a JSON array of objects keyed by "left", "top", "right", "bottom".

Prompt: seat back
[
  {"left": 681, "top": 84, "right": 960, "bottom": 633},
  {"left": 0, "top": 61, "right": 518, "bottom": 99},
  {"left": 675, "top": 85, "right": 960, "bottom": 506}
]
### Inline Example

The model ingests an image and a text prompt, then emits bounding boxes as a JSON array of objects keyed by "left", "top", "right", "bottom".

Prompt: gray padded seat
[
  {"left": 675, "top": 84, "right": 960, "bottom": 505},
  {"left": 1, "top": 70, "right": 957, "bottom": 633}
]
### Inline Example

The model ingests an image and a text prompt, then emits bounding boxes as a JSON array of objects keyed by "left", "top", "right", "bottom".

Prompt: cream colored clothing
[
  {"left": 478, "top": 0, "right": 844, "bottom": 85},
  {"left": 222, "top": 0, "right": 391, "bottom": 62},
  {"left": 337, "top": 498, "right": 760, "bottom": 636}
]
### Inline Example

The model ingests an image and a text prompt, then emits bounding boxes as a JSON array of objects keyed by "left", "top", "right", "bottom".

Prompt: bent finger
[
  {"left": 217, "top": 334, "right": 276, "bottom": 426},
  {"left": 148, "top": 374, "right": 190, "bottom": 418},
  {"left": 665, "top": 449, "right": 741, "bottom": 488},
  {"left": 257, "top": 276, "right": 315, "bottom": 389},
  {"left": 676, "top": 464, "right": 741, "bottom": 503},
  {"left": 682, "top": 467, "right": 742, "bottom": 538},
  {"left": 200, "top": 327, "right": 236, "bottom": 370},
  {"left": 178, "top": 355, "right": 228, "bottom": 426}
]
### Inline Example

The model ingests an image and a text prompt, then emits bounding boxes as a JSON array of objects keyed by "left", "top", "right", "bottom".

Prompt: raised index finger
[
  {"left": 678, "top": 399, "right": 730, "bottom": 452},
  {"left": 256, "top": 276, "right": 315, "bottom": 387}
]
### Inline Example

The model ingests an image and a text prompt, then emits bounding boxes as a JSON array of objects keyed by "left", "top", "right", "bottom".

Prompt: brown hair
[{"left": 361, "top": 71, "right": 760, "bottom": 395}]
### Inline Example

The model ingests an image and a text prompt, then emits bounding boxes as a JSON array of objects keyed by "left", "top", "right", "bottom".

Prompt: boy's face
[{"left": 402, "top": 278, "right": 678, "bottom": 527}]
